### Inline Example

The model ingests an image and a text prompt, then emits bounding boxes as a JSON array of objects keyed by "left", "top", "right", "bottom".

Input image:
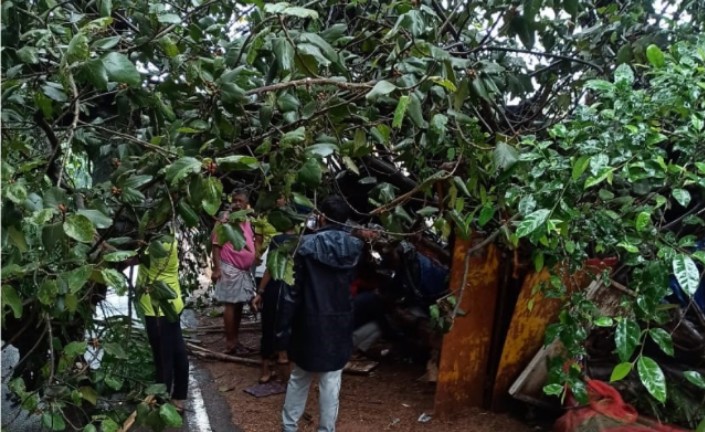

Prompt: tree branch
[
  {"left": 57, "top": 72, "right": 80, "bottom": 187},
  {"left": 78, "top": 121, "right": 176, "bottom": 157},
  {"left": 36, "top": 110, "right": 62, "bottom": 182},
  {"left": 456, "top": 46, "right": 605, "bottom": 74},
  {"left": 245, "top": 77, "right": 375, "bottom": 96}
]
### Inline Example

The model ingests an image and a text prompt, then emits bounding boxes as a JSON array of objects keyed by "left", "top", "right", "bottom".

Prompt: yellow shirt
[{"left": 137, "top": 241, "right": 184, "bottom": 317}]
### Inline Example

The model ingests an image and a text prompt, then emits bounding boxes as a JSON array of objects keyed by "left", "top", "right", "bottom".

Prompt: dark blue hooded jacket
[{"left": 277, "top": 225, "right": 363, "bottom": 372}]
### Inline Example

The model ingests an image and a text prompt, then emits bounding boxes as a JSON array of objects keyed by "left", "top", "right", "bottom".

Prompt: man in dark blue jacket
[{"left": 278, "top": 195, "right": 364, "bottom": 432}]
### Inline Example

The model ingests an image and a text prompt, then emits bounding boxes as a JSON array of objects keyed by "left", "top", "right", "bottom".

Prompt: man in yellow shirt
[{"left": 136, "top": 239, "right": 188, "bottom": 411}]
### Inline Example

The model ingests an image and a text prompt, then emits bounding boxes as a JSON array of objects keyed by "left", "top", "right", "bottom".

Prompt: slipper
[{"left": 258, "top": 371, "right": 276, "bottom": 384}]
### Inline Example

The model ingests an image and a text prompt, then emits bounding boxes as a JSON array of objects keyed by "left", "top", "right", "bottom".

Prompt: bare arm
[{"left": 211, "top": 244, "right": 222, "bottom": 282}]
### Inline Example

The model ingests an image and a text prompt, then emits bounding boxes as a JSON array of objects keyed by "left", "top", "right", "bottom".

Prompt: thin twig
[
  {"left": 46, "top": 315, "right": 55, "bottom": 385},
  {"left": 246, "top": 77, "right": 375, "bottom": 96}
]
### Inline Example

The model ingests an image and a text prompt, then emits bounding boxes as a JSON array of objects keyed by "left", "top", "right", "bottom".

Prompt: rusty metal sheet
[
  {"left": 434, "top": 238, "right": 500, "bottom": 417},
  {"left": 489, "top": 269, "right": 559, "bottom": 410},
  {"left": 490, "top": 264, "right": 610, "bottom": 411}
]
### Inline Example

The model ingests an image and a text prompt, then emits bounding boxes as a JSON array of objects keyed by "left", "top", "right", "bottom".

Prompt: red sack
[{"left": 554, "top": 380, "right": 686, "bottom": 432}]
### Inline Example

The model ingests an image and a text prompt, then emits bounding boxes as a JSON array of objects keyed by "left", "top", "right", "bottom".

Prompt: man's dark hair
[{"left": 319, "top": 195, "right": 351, "bottom": 224}]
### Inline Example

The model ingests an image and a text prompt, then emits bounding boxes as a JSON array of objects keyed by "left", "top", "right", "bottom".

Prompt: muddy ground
[{"left": 189, "top": 311, "right": 544, "bottom": 432}]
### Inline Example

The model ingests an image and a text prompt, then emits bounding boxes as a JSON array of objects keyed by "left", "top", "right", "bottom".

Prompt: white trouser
[{"left": 282, "top": 364, "right": 343, "bottom": 432}]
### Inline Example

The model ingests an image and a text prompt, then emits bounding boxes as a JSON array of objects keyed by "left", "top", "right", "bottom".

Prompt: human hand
[
  {"left": 211, "top": 268, "right": 222, "bottom": 282},
  {"left": 251, "top": 294, "right": 263, "bottom": 312}
]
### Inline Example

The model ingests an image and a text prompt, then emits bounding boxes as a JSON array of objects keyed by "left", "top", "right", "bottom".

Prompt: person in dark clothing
[
  {"left": 251, "top": 231, "right": 297, "bottom": 383},
  {"left": 278, "top": 195, "right": 364, "bottom": 432}
]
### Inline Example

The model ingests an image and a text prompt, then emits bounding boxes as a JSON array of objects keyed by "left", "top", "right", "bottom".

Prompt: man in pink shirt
[{"left": 211, "top": 190, "right": 256, "bottom": 354}]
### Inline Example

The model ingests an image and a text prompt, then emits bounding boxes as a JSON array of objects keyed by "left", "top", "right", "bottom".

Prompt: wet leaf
[{"left": 637, "top": 356, "right": 667, "bottom": 403}]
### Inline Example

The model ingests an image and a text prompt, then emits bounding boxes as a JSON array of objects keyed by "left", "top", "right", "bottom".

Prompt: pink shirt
[{"left": 213, "top": 220, "right": 256, "bottom": 270}]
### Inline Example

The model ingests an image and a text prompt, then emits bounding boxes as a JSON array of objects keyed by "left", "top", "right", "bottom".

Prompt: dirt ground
[{"left": 189, "top": 313, "right": 540, "bottom": 432}]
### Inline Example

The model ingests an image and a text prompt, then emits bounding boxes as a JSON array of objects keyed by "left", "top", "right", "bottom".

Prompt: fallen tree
[{"left": 2, "top": 0, "right": 704, "bottom": 430}]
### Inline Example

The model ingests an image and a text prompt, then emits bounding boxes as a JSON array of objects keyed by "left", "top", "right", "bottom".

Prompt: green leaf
[
  {"left": 79, "top": 386, "right": 98, "bottom": 406},
  {"left": 42, "top": 84, "right": 67, "bottom": 102},
  {"left": 516, "top": 209, "right": 550, "bottom": 238},
  {"left": 572, "top": 156, "right": 591, "bottom": 181},
  {"left": 77, "top": 209, "right": 113, "bottom": 229},
  {"left": 543, "top": 383, "right": 563, "bottom": 396},
  {"left": 637, "top": 356, "right": 667, "bottom": 403},
  {"left": 2, "top": 285, "right": 23, "bottom": 319},
  {"left": 8, "top": 225, "right": 27, "bottom": 253},
  {"left": 97, "top": 0, "right": 112, "bottom": 17},
  {"left": 392, "top": 95, "right": 410, "bottom": 128},
  {"left": 585, "top": 79, "right": 614, "bottom": 92},
  {"left": 102, "top": 52, "right": 141, "bottom": 86},
  {"left": 215, "top": 223, "right": 246, "bottom": 250},
  {"left": 101, "top": 268, "right": 127, "bottom": 294},
  {"left": 617, "top": 241, "right": 639, "bottom": 254},
  {"left": 281, "top": 127, "right": 306, "bottom": 146},
  {"left": 165, "top": 157, "right": 201, "bottom": 185},
  {"left": 478, "top": 205, "right": 494, "bottom": 227},
  {"left": 584, "top": 168, "right": 615, "bottom": 189},
  {"left": 100, "top": 418, "right": 119, "bottom": 432},
  {"left": 672, "top": 189, "right": 691, "bottom": 208},
  {"left": 635, "top": 211, "right": 651, "bottom": 233},
  {"left": 646, "top": 44, "right": 665, "bottom": 68},
  {"left": 64, "top": 341, "right": 88, "bottom": 357},
  {"left": 649, "top": 328, "right": 674, "bottom": 356},
  {"left": 292, "top": 192, "right": 314, "bottom": 209},
  {"left": 66, "top": 32, "right": 89, "bottom": 63},
  {"left": 610, "top": 362, "right": 632, "bottom": 382},
  {"left": 121, "top": 174, "right": 153, "bottom": 189},
  {"left": 17, "top": 46, "right": 39, "bottom": 64},
  {"left": 267, "top": 248, "right": 295, "bottom": 285},
  {"left": 160, "top": 403, "right": 184, "bottom": 427},
  {"left": 93, "top": 36, "right": 121, "bottom": 50},
  {"left": 80, "top": 59, "right": 109, "bottom": 91},
  {"left": 104, "top": 250, "right": 137, "bottom": 262},
  {"left": 298, "top": 158, "right": 322, "bottom": 187},
  {"left": 594, "top": 317, "right": 614, "bottom": 327},
  {"left": 429, "top": 76, "right": 457, "bottom": 92},
  {"left": 216, "top": 155, "right": 259, "bottom": 172},
  {"left": 684, "top": 371, "right": 705, "bottom": 389},
  {"left": 615, "top": 319, "right": 641, "bottom": 362},
  {"left": 103, "top": 341, "right": 128, "bottom": 359},
  {"left": 63, "top": 214, "right": 96, "bottom": 243},
  {"left": 494, "top": 142, "right": 519, "bottom": 171},
  {"left": 306, "top": 143, "right": 338, "bottom": 158},
  {"left": 220, "top": 82, "right": 246, "bottom": 105},
  {"left": 157, "top": 13, "right": 182, "bottom": 24},
  {"left": 273, "top": 38, "right": 294, "bottom": 73},
  {"left": 201, "top": 177, "right": 223, "bottom": 216},
  {"left": 672, "top": 254, "right": 700, "bottom": 296},
  {"left": 65, "top": 265, "right": 93, "bottom": 293},
  {"left": 5, "top": 182, "right": 28, "bottom": 204},
  {"left": 453, "top": 176, "right": 470, "bottom": 197},
  {"left": 366, "top": 80, "right": 397, "bottom": 100},
  {"left": 282, "top": 5, "right": 318, "bottom": 19},
  {"left": 614, "top": 64, "right": 635, "bottom": 85},
  {"left": 42, "top": 412, "right": 66, "bottom": 431},
  {"left": 407, "top": 93, "right": 426, "bottom": 128}
]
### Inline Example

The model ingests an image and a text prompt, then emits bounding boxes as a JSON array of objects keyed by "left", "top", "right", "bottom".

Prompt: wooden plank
[{"left": 434, "top": 238, "right": 500, "bottom": 417}]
